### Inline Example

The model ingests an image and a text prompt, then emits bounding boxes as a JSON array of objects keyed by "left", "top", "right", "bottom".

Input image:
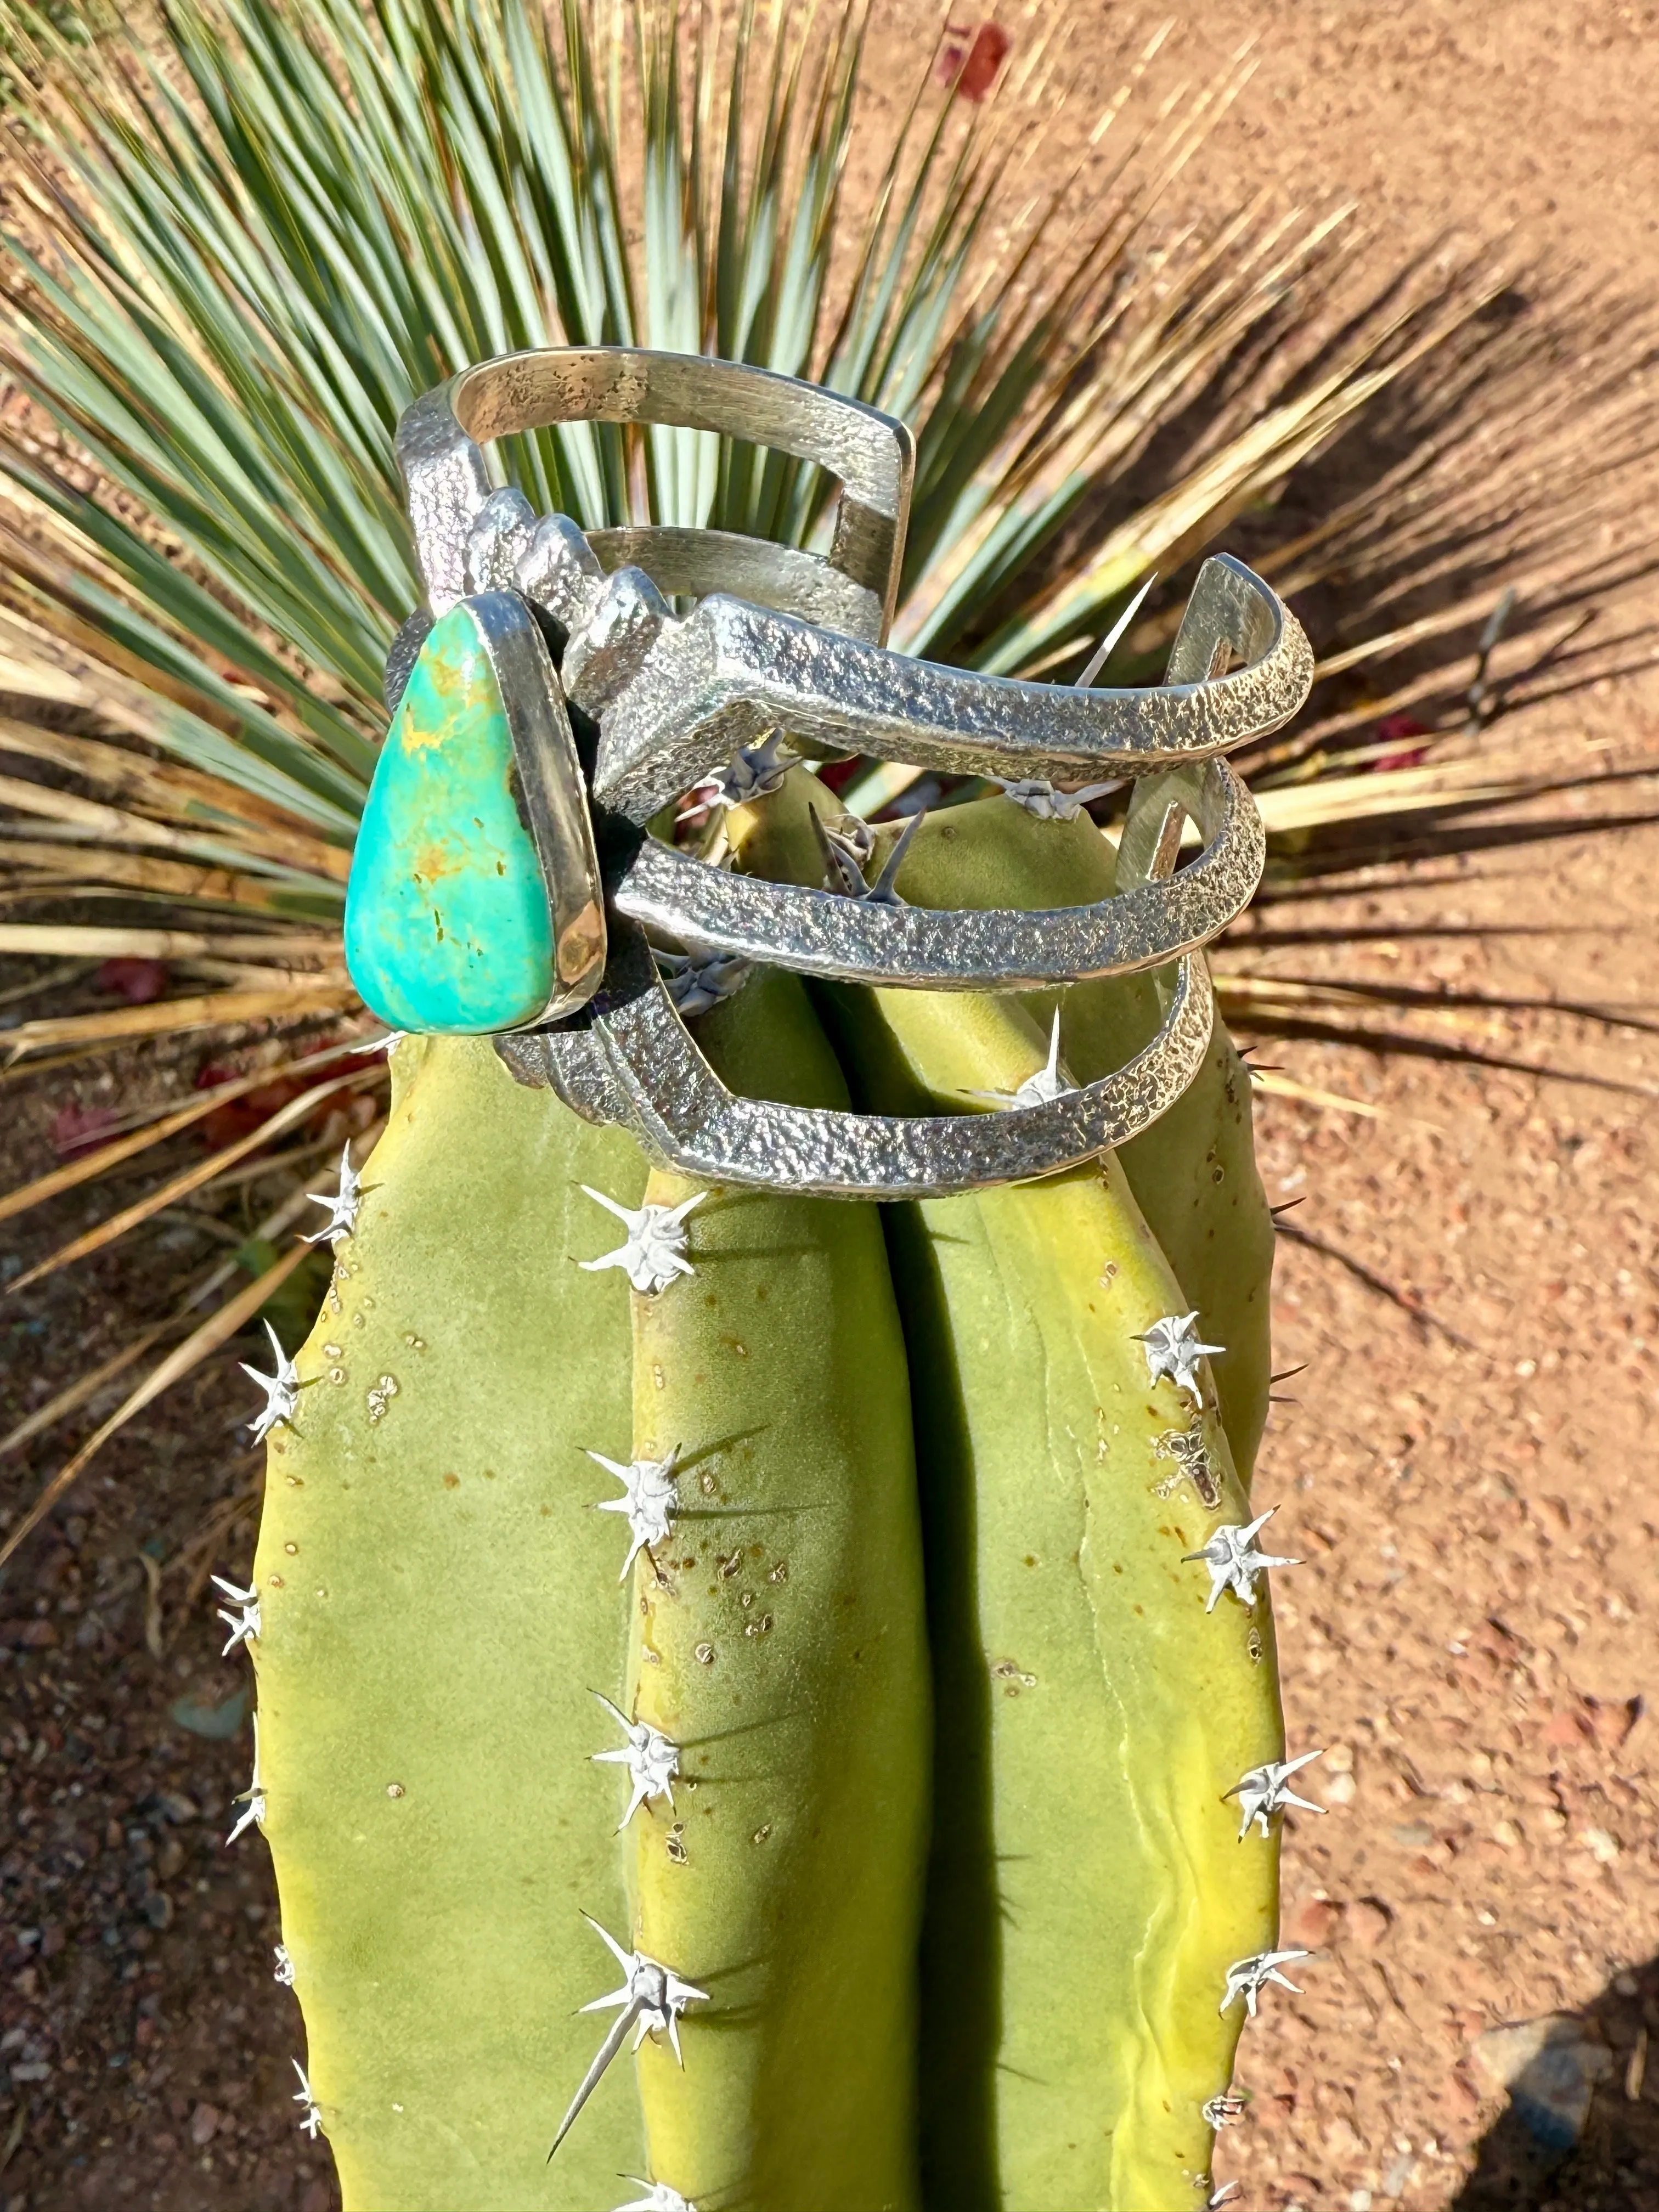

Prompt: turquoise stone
[{"left": 345, "top": 603, "right": 555, "bottom": 1033}]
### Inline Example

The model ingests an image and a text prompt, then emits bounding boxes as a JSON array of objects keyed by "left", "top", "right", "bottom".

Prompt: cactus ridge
[
  {"left": 856, "top": 791, "right": 1277, "bottom": 1483},
  {"left": 251, "top": 1035, "right": 654, "bottom": 2208},
  {"left": 731, "top": 774, "right": 1289, "bottom": 2211},
  {"left": 246, "top": 774, "right": 1296, "bottom": 2211},
  {"left": 619, "top": 964, "right": 930, "bottom": 2211}
]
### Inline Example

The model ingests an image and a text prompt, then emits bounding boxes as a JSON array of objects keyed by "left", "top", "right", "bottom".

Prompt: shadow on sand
[{"left": 1451, "top": 1954, "right": 1659, "bottom": 2210}]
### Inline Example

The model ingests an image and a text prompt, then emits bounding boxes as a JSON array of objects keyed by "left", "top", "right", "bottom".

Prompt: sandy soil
[
  {"left": 1223, "top": 804, "right": 1659, "bottom": 2212},
  {"left": 1120, "top": 8, "right": 1659, "bottom": 2206},
  {"left": 2, "top": 4, "right": 1658, "bottom": 2210}
]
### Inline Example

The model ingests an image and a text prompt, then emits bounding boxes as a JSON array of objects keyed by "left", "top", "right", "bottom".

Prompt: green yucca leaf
[
  {"left": 0, "top": 0, "right": 1569, "bottom": 928},
  {"left": 4, "top": 0, "right": 1653, "bottom": 1551}
]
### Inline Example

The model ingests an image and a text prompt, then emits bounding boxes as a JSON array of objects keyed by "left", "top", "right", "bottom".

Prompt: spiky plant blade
[
  {"left": 1, "top": 0, "right": 1654, "bottom": 1527},
  {"left": 0, "top": 1238, "right": 313, "bottom": 1572}
]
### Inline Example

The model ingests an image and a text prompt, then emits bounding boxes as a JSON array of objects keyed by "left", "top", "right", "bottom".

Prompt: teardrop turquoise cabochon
[{"left": 345, "top": 603, "right": 556, "bottom": 1033}]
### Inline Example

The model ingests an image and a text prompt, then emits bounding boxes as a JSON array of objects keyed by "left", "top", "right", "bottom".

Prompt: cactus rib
[
  {"left": 619, "top": 964, "right": 931, "bottom": 2212},
  {"left": 733, "top": 773, "right": 1288, "bottom": 2211},
  {"left": 252, "top": 1035, "right": 654, "bottom": 2207}
]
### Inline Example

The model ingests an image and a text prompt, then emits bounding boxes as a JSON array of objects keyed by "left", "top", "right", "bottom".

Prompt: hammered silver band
[
  {"left": 586, "top": 557, "right": 1309, "bottom": 825},
  {"left": 385, "top": 346, "right": 1311, "bottom": 1197},
  {"left": 610, "top": 752, "right": 1260, "bottom": 991},
  {"left": 495, "top": 921, "right": 1214, "bottom": 1201},
  {"left": 397, "top": 346, "right": 912, "bottom": 638}
]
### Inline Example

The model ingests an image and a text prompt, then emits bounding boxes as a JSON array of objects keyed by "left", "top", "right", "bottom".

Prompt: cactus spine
[
  {"left": 734, "top": 777, "right": 1286, "bottom": 2210},
  {"left": 623, "top": 967, "right": 929, "bottom": 2209},
  {"left": 252, "top": 1036, "right": 651, "bottom": 2208}
]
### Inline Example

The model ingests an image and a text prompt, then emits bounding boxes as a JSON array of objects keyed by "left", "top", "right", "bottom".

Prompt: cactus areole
[{"left": 242, "top": 349, "right": 1314, "bottom": 2210}]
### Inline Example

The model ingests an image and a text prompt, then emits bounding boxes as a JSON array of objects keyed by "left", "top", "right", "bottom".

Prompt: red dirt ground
[{"left": 3, "top": 5, "right": 1658, "bottom": 2209}]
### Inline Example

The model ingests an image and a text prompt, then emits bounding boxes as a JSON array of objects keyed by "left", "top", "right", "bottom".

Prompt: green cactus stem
[
  {"left": 622, "top": 965, "right": 930, "bottom": 2211},
  {"left": 733, "top": 778, "right": 1287, "bottom": 2212},
  {"left": 854, "top": 793, "right": 1276, "bottom": 1484},
  {"left": 252, "top": 1035, "right": 651, "bottom": 2209}
]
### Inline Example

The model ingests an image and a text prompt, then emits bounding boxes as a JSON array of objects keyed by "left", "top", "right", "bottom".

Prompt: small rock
[
  {"left": 188, "top": 2102, "right": 221, "bottom": 2147},
  {"left": 1325, "top": 2113, "right": 1366, "bottom": 2158},
  {"left": 48, "top": 1099, "right": 122, "bottom": 1156},
  {"left": 1585, "top": 1695, "right": 1643, "bottom": 1749},
  {"left": 1472, "top": 2015, "right": 1613, "bottom": 2153},
  {"left": 1286, "top": 1897, "right": 1342, "bottom": 1948},
  {"left": 167, "top": 1687, "right": 248, "bottom": 1741},
  {"left": 1348, "top": 1898, "right": 1393, "bottom": 1949},
  {"left": 1448, "top": 2066, "right": 1482, "bottom": 2111},
  {"left": 1382, "top": 2149, "right": 1417, "bottom": 2198},
  {"left": 1542, "top": 1705, "right": 1593, "bottom": 1748},
  {"left": 1390, "top": 1819, "right": 1434, "bottom": 1849},
  {"left": 935, "top": 20, "right": 1011, "bottom": 101},
  {"left": 96, "top": 956, "right": 170, "bottom": 1003}
]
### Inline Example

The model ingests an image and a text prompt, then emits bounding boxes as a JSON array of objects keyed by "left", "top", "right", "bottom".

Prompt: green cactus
[
  {"left": 732, "top": 777, "right": 1287, "bottom": 2210},
  {"left": 622, "top": 967, "right": 929, "bottom": 2209},
  {"left": 817, "top": 1001, "right": 1281, "bottom": 2212},
  {"left": 251, "top": 980, "right": 929, "bottom": 2211},
  {"left": 249, "top": 771, "right": 1292, "bottom": 2211},
  {"left": 252, "top": 1035, "right": 652, "bottom": 2208},
  {"left": 863, "top": 794, "right": 1276, "bottom": 1482}
]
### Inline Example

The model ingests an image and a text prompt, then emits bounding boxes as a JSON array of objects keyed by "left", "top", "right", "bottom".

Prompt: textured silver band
[
  {"left": 610, "top": 754, "right": 1260, "bottom": 991},
  {"left": 496, "top": 921, "right": 1214, "bottom": 1200},
  {"left": 396, "top": 346, "right": 912, "bottom": 637},
  {"left": 587, "top": 556, "right": 1310, "bottom": 825},
  {"left": 384, "top": 347, "right": 1310, "bottom": 1195}
]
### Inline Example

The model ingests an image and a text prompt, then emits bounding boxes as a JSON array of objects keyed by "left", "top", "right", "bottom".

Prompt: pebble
[{"left": 1471, "top": 2016, "right": 1615, "bottom": 2153}]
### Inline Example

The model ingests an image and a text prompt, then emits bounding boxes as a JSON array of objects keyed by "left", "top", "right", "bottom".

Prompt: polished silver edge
[
  {"left": 394, "top": 346, "right": 915, "bottom": 635},
  {"left": 586, "top": 525, "right": 884, "bottom": 642},
  {"left": 591, "top": 555, "right": 1313, "bottom": 825},
  {"left": 1114, "top": 568, "right": 1268, "bottom": 895},
  {"left": 384, "top": 608, "right": 435, "bottom": 718},
  {"left": 467, "top": 591, "right": 608, "bottom": 1025},
  {"left": 611, "top": 759, "right": 1262, "bottom": 989}
]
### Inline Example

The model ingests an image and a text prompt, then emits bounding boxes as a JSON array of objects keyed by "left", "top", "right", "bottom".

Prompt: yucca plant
[
  {"left": 0, "top": 0, "right": 1629, "bottom": 1550},
  {"left": 0, "top": 2, "right": 1653, "bottom": 2205}
]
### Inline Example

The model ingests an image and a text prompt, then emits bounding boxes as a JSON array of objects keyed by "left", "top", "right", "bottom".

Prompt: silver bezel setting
[{"left": 469, "top": 589, "right": 607, "bottom": 1028}]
